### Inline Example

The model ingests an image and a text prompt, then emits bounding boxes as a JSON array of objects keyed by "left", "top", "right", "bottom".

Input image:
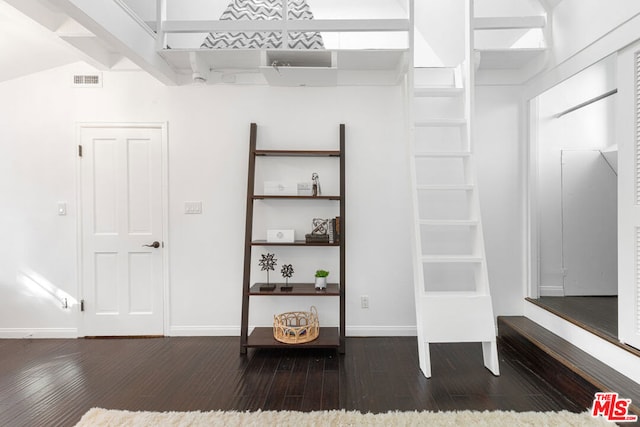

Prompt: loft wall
[{"left": 551, "top": 0, "right": 640, "bottom": 67}]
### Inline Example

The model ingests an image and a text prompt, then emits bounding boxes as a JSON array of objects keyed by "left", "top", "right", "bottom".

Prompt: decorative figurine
[
  {"left": 312, "top": 172, "right": 321, "bottom": 196},
  {"left": 258, "top": 253, "right": 277, "bottom": 285},
  {"left": 281, "top": 264, "right": 294, "bottom": 288}
]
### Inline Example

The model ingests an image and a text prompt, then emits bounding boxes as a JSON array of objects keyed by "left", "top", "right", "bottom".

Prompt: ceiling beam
[
  {"left": 46, "top": 0, "right": 177, "bottom": 85},
  {"left": 474, "top": 16, "right": 546, "bottom": 30}
]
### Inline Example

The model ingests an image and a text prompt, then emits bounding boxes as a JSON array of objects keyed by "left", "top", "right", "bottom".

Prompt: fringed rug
[{"left": 75, "top": 408, "right": 611, "bottom": 426}]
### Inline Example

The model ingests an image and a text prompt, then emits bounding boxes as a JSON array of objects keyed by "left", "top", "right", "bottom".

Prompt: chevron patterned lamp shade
[{"left": 201, "top": 0, "right": 324, "bottom": 49}]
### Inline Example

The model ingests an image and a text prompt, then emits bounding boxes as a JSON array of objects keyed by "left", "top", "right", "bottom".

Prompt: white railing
[{"left": 151, "top": 0, "right": 412, "bottom": 50}]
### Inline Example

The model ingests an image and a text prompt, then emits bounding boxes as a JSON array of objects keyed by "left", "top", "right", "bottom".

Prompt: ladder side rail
[
  {"left": 407, "top": 0, "right": 430, "bottom": 376},
  {"left": 240, "top": 123, "right": 258, "bottom": 353}
]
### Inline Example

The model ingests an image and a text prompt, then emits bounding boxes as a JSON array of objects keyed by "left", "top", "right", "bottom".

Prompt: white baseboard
[
  {"left": 168, "top": 326, "right": 240, "bottom": 336},
  {"left": 539, "top": 285, "right": 564, "bottom": 297},
  {"left": 346, "top": 325, "right": 417, "bottom": 337},
  {"left": 0, "top": 328, "right": 78, "bottom": 339},
  {"left": 524, "top": 302, "right": 640, "bottom": 385}
]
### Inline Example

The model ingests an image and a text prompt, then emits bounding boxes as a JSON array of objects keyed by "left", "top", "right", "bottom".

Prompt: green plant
[{"left": 315, "top": 269, "right": 329, "bottom": 278}]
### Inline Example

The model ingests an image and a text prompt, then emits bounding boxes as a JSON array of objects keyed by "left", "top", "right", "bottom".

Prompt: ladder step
[
  {"left": 415, "top": 119, "right": 466, "bottom": 128},
  {"left": 419, "top": 219, "right": 478, "bottom": 226},
  {"left": 414, "top": 151, "right": 471, "bottom": 158},
  {"left": 414, "top": 87, "right": 464, "bottom": 97},
  {"left": 421, "top": 255, "right": 484, "bottom": 263},
  {"left": 417, "top": 184, "right": 474, "bottom": 191}
]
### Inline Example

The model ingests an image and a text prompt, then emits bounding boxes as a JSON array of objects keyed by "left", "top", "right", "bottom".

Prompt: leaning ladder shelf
[{"left": 240, "top": 123, "right": 346, "bottom": 354}]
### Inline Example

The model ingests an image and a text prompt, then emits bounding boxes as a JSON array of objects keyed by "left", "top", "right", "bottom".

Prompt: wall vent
[{"left": 72, "top": 73, "right": 102, "bottom": 88}]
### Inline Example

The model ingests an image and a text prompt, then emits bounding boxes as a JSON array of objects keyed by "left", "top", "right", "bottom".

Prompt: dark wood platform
[{"left": 498, "top": 316, "right": 640, "bottom": 418}]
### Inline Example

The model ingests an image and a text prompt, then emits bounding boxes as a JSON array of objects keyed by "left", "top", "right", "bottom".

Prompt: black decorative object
[
  {"left": 259, "top": 253, "right": 277, "bottom": 285},
  {"left": 280, "top": 264, "right": 294, "bottom": 291},
  {"left": 281, "top": 264, "right": 294, "bottom": 285}
]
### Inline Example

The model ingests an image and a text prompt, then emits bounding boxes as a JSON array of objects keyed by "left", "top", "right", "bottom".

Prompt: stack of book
[
  {"left": 305, "top": 216, "right": 341, "bottom": 244},
  {"left": 305, "top": 233, "right": 329, "bottom": 244},
  {"left": 328, "top": 216, "right": 341, "bottom": 244}
]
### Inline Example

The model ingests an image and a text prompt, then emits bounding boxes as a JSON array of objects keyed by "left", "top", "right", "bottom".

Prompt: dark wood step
[
  {"left": 245, "top": 327, "right": 340, "bottom": 349},
  {"left": 498, "top": 316, "right": 640, "bottom": 418}
]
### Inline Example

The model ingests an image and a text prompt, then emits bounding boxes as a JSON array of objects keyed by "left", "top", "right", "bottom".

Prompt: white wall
[
  {"left": 0, "top": 62, "right": 417, "bottom": 337},
  {"left": 475, "top": 85, "right": 527, "bottom": 316},
  {"left": 551, "top": 0, "right": 640, "bottom": 66},
  {"left": 0, "top": 60, "right": 528, "bottom": 337},
  {"left": 415, "top": 0, "right": 465, "bottom": 66}
]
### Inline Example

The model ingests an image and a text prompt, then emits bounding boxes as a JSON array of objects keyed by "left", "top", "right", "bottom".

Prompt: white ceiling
[{"left": 0, "top": 1, "right": 80, "bottom": 83}]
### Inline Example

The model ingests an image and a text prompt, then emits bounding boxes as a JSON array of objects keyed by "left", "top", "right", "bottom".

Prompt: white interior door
[
  {"left": 617, "top": 43, "right": 640, "bottom": 349},
  {"left": 80, "top": 124, "right": 165, "bottom": 336},
  {"left": 561, "top": 150, "right": 617, "bottom": 296}
]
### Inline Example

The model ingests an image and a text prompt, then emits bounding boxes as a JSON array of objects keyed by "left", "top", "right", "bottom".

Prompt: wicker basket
[{"left": 273, "top": 306, "right": 319, "bottom": 344}]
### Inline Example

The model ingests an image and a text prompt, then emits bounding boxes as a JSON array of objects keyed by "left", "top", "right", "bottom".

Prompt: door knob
[{"left": 143, "top": 241, "right": 160, "bottom": 248}]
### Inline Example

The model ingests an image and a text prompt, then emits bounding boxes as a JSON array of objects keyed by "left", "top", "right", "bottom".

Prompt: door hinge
[
  {"left": 80, "top": 299, "right": 85, "bottom": 312},
  {"left": 78, "top": 145, "right": 83, "bottom": 157}
]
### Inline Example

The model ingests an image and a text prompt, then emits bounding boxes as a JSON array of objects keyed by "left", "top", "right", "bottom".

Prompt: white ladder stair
[{"left": 409, "top": 1, "right": 499, "bottom": 379}]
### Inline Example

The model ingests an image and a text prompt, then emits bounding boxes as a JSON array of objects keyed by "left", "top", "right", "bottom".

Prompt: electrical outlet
[
  {"left": 361, "top": 295, "right": 369, "bottom": 309},
  {"left": 184, "top": 201, "right": 202, "bottom": 214}
]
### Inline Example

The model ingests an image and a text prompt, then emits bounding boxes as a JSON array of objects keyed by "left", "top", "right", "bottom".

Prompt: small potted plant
[{"left": 315, "top": 269, "right": 329, "bottom": 290}]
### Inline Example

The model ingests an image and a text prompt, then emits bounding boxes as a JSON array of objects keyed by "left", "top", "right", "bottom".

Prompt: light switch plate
[
  {"left": 57, "top": 202, "right": 67, "bottom": 216},
  {"left": 184, "top": 201, "right": 202, "bottom": 214}
]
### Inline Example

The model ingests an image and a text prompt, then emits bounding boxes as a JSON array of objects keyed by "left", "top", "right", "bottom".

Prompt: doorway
[
  {"left": 78, "top": 123, "right": 168, "bottom": 336},
  {"left": 531, "top": 56, "right": 618, "bottom": 339}
]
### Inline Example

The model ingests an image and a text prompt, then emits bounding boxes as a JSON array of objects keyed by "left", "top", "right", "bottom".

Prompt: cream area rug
[{"left": 76, "top": 408, "right": 610, "bottom": 426}]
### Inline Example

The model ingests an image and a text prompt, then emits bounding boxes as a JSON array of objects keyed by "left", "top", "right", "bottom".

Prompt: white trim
[
  {"left": 474, "top": 16, "right": 546, "bottom": 30},
  {"left": 346, "top": 326, "right": 417, "bottom": 337},
  {"left": 0, "top": 328, "right": 79, "bottom": 339},
  {"left": 76, "top": 122, "right": 170, "bottom": 338},
  {"left": 524, "top": 96, "right": 538, "bottom": 299},
  {"left": 539, "top": 285, "right": 564, "bottom": 297},
  {"left": 525, "top": 302, "right": 640, "bottom": 385},
  {"left": 112, "top": 0, "right": 156, "bottom": 38},
  {"left": 169, "top": 326, "right": 240, "bottom": 337},
  {"left": 162, "top": 19, "right": 410, "bottom": 34},
  {"left": 523, "top": 12, "right": 640, "bottom": 100},
  {"left": 75, "top": 124, "right": 83, "bottom": 337},
  {"left": 160, "top": 122, "right": 171, "bottom": 337}
]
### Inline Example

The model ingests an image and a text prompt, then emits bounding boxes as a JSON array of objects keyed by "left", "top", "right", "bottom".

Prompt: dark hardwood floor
[
  {"left": 0, "top": 337, "right": 583, "bottom": 427},
  {"left": 530, "top": 296, "right": 617, "bottom": 340}
]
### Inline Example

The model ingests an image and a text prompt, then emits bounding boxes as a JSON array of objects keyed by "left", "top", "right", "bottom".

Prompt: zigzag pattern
[{"left": 201, "top": 0, "right": 324, "bottom": 50}]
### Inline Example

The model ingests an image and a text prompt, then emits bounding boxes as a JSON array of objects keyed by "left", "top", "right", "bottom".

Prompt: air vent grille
[{"left": 72, "top": 74, "right": 102, "bottom": 88}]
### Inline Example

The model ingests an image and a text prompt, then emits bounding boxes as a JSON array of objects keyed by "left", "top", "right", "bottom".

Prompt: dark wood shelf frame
[
  {"left": 249, "top": 283, "right": 340, "bottom": 296},
  {"left": 251, "top": 240, "right": 340, "bottom": 247},
  {"left": 253, "top": 195, "right": 341, "bottom": 200},
  {"left": 255, "top": 149, "right": 341, "bottom": 157},
  {"left": 240, "top": 123, "right": 346, "bottom": 354},
  {"left": 245, "top": 327, "right": 340, "bottom": 348}
]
